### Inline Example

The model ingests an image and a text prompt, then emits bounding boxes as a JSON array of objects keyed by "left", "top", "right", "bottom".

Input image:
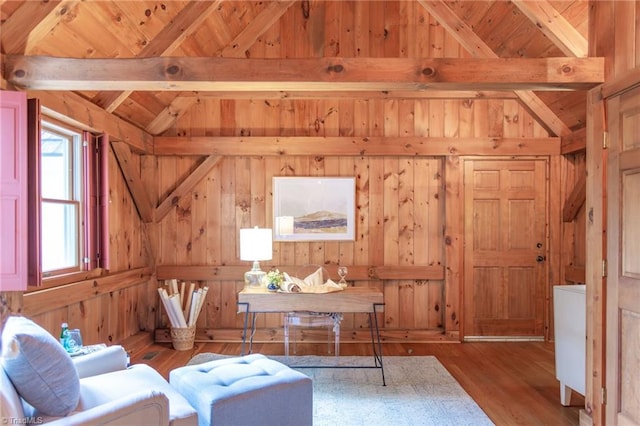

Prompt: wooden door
[
  {"left": 463, "top": 159, "right": 547, "bottom": 338},
  {"left": 606, "top": 84, "right": 640, "bottom": 425}
]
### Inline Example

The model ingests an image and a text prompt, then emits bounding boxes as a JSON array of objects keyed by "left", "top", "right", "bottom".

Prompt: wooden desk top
[{"left": 238, "top": 286, "right": 384, "bottom": 313}]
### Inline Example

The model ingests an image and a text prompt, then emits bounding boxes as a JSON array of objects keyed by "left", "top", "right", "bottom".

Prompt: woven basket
[{"left": 170, "top": 327, "right": 195, "bottom": 351}]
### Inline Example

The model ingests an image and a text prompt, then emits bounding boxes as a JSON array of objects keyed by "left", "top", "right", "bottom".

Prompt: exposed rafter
[
  {"left": 143, "top": 0, "right": 296, "bottom": 134},
  {"left": 145, "top": 97, "right": 199, "bottom": 135},
  {"left": 0, "top": 0, "right": 80, "bottom": 54},
  {"left": 512, "top": 0, "right": 588, "bottom": 57},
  {"left": 0, "top": 1, "right": 592, "bottom": 139},
  {"left": 218, "top": 0, "right": 296, "bottom": 57},
  {"left": 417, "top": 0, "right": 574, "bottom": 136},
  {"left": 92, "top": 0, "right": 225, "bottom": 112}
]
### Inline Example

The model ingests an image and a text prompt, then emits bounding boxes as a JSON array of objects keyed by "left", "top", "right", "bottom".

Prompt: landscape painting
[{"left": 273, "top": 177, "right": 356, "bottom": 241}]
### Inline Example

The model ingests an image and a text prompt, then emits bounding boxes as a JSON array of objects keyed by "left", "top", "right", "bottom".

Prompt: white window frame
[{"left": 40, "top": 121, "right": 84, "bottom": 276}]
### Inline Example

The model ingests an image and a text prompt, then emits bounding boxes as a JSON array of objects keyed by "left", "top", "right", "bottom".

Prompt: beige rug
[{"left": 188, "top": 354, "right": 494, "bottom": 426}]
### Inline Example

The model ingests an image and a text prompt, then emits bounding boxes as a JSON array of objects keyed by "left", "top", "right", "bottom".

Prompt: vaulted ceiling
[{"left": 1, "top": 1, "right": 596, "bottom": 139}]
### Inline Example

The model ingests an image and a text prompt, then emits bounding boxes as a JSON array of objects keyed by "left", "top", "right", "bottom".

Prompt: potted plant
[{"left": 265, "top": 269, "right": 284, "bottom": 291}]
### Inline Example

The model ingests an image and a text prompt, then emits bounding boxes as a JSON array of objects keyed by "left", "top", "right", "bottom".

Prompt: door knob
[{"left": 536, "top": 255, "right": 546, "bottom": 263}]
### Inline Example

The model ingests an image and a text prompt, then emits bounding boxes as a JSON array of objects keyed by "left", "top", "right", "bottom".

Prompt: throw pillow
[{"left": 1, "top": 316, "right": 80, "bottom": 416}]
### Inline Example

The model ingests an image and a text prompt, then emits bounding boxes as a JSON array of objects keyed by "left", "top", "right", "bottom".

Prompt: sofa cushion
[
  {"left": 79, "top": 364, "right": 197, "bottom": 426},
  {"left": 1, "top": 316, "right": 80, "bottom": 416},
  {"left": 0, "top": 362, "right": 25, "bottom": 420}
]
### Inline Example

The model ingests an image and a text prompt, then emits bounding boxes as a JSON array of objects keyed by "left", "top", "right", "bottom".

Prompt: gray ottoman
[{"left": 169, "top": 354, "right": 312, "bottom": 426}]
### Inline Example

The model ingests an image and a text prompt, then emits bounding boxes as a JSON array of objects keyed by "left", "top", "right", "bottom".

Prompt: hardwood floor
[{"left": 122, "top": 333, "right": 584, "bottom": 426}]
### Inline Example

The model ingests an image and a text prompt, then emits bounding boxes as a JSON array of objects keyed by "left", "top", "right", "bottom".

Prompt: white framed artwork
[{"left": 272, "top": 177, "right": 356, "bottom": 242}]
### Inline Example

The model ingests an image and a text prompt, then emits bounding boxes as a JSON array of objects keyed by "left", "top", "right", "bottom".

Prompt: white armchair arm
[
  {"left": 72, "top": 345, "right": 128, "bottom": 379},
  {"left": 45, "top": 390, "right": 170, "bottom": 426}
]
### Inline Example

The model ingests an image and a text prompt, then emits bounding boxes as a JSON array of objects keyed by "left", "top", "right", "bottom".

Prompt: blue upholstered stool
[{"left": 169, "top": 354, "right": 312, "bottom": 426}]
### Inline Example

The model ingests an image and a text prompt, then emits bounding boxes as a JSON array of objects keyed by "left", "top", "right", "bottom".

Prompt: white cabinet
[{"left": 553, "top": 284, "right": 586, "bottom": 406}]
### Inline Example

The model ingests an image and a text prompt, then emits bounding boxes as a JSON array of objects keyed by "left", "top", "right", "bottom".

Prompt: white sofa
[{"left": 0, "top": 315, "right": 197, "bottom": 426}]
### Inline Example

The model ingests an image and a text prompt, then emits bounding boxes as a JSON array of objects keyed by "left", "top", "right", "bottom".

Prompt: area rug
[{"left": 188, "top": 354, "right": 494, "bottom": 426}]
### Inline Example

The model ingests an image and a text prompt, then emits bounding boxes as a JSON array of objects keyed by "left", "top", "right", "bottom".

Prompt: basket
[{"left": 170, "top": 326, "right": 196, "bottom": 351}]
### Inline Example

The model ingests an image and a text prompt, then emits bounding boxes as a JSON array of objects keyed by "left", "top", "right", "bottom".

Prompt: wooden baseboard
[{"left": 579, "top": 409, "right": 592, "bottom": 426}]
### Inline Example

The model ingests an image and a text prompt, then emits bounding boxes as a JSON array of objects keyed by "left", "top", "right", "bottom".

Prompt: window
[
  {"left": 40, "top": 123, "right": 83, "bottom": 275},
  {"left": 27, "top": 103, "right": 109, "bottom": 287}
]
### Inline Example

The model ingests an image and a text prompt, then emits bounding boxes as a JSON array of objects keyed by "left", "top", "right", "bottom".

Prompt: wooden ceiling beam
[
  {"left": 153, "top": 136, "right": 561, "bottom": 157},
  {"left": 512, "top": 0, "right": 588, "bottom": 57},
  {"left": 418, "top": 0, "right": 574, "bottom": 136},
  {"left": 561, "top": 127, "right": 587, "bottom": 154},
  {"left": 176, "top": 90, "right": 519, "bottom": 100},
  {"left": 4, "top": 56, "right": 604, "bottom": 92},
  {"left": 156, "top": 264, "right": 445, "bottom": 282}
]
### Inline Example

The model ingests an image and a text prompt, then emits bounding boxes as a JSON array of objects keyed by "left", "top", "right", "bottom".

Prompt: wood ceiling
[{"left": 1, "top": 1, "right": 596, "bottom": 139}]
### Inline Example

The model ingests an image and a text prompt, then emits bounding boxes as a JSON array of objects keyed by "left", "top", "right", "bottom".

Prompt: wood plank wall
[
  {"left": 2, "top": 95, "right": 582, "bottom": 345},
  {"left": 561, "top": 151, "right": 587, "bottom": 285},
  {"left": 1, "top": 1, "right": 636, "bottom": 423},
  {"left": 151, "top": 96, "right": 567, "bottom": 342},
  {"left": 1, "top": 0, "right": 608, "bottom": 346},
  {"left": 155, "top": 155, "right": 445, "bottom": 341}
]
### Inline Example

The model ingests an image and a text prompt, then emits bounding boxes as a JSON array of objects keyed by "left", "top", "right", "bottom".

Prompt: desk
[{"left": 238, "top": 287, "right": 386, "bottom": 385}]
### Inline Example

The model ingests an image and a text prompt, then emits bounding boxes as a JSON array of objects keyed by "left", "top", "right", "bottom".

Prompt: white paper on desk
[
  {"left": 304, "top": 268, "right": 324, "bottom": 286},
  {"left": 279, "top": 281, "right": 302, "bottom": 293},
  {"left": 303, "top": 279, "right": 343, "bottom": 293},
  {"left": 281, "top": 271, "right": 343, "bottom": 294}
]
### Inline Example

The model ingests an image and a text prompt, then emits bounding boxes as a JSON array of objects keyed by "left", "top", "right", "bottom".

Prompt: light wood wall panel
[
  {"left": 561, "top": 152, "right": 587, "bottom": 282},
  {"left": 0, "top": 0, "right": 607, "bottom": 349},
  {"left": 155, "top": 94, "right": 556, "bottom": 340},
  {"left": 155, "top": 155, "right": 444, "bottom": 336},
  {"left": 590, "top": 0, "right": 640, "bottom": 78},
  {"left": 6, "top": 91, "right": 574, "bottom": 346}
]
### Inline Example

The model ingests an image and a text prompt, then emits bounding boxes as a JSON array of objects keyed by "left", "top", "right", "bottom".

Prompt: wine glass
[
  {"left": 337, "top": 266, "right": 348, "bottom": 288},
  {"left": 68, "top": 329, "right": 83, "bottom": 353}
]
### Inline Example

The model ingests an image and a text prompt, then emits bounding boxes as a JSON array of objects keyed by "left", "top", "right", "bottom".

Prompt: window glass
[
  {"left": 41, "top": 202, "right": 79, "bottom": 271},
  {"left": 40, "top": 122, "right": 82, "bottom": 275},
  {"left": 41, "top": 129, "right": 73, "bottom": 199}
]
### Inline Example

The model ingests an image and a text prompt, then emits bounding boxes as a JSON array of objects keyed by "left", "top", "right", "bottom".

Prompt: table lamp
[{"left": 240, "top": 227, "right": 273, "bottom": 288}]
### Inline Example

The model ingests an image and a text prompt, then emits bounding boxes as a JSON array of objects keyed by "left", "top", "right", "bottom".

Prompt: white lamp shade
[{"left": 239, "top": 227, "right": 273, "bottom": 261}]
